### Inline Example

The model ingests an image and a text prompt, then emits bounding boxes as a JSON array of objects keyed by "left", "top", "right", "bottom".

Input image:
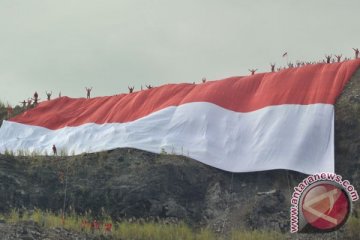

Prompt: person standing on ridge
[
  {"left": 335, "top": 55, "right": 342, "bottom": 62},
  {"left": 52, "top": 144, "right": 57, "bottom": 156},
  {"left": 353, "top": 48, "right": 359, "bottom": 59},
  {"left": 325, "top": 55, "right": 332, "bottom": 63},
  {"left": 46, "top": 91, "right": 52, "bottom": 101},
  {"left": 249, "top": 69, "right": 257, "bottom": 75},
  {"left": 270, "top": 63, "right": 276, "bottom": 72},
  {"left": 85, "top": 87, "right": 92, "bottom": 98},
  {"left": 33, "top": 91, "right": 39, "bottom": 103}
]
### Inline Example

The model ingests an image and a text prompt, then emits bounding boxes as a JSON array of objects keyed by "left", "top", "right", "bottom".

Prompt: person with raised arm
[
  {"left": 128, "top": 86, "right": 134, "bottom": 93},
  {"left": 46, "top": 91, "right": 52, "bottom": 101},
  {"left": 85, "top": 87, "right": 92, "bottom": 99},
  {"left": 335, "top": 54, "right": 342, "bottom": 62},
  {"left": 249, "top": 69, "right": 257, "bottom": 75},
  {"left": 325, "top": 55, "right": 332, "bottom": 64},
  {"left": 353, "top": 48, "right": 359, "bottom": 59}
]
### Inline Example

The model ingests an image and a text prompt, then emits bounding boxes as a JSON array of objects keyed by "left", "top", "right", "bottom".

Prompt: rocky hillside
[
  {"left": 0, "top": 69, "right": 359, "bottom": 239},
  {"left": 0, "top": 220, "right": 93, "bottom": 240}
]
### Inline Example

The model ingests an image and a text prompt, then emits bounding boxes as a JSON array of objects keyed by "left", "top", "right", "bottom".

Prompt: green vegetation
[
  {"left": 0, "top": 100, "right": 25, "bottom": 127},
  {"left": 229, "top": 229, "right": 285, "bottom": 240},
  {"left": 2, "top": 148, "right": 52, "bottom": 157},
  {"left": 0, "top": 100, "right": 6, "bottom": 126},
  {"left": 0, "top": 209, "right": 286, "bottom": 240},
  {"left": 345, "top": 215, "right": 360, "bottom": 239}
]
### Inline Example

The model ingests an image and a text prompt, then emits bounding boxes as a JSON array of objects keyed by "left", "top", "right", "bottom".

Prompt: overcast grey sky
[{"left": 0, "top": 0, "right": 359, "bottom": 105}]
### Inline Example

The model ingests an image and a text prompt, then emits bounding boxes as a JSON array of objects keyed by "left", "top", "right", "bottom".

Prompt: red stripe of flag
[{"left": 9, "top": 60, "right": 360, "bottom": 130}]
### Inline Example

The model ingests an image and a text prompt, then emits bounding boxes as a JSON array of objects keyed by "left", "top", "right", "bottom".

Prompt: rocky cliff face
[
  {"left": 0, "top": 220, "right": 92, "bottom": 240},
  {"left": 0, "top": 69, "right": 359, "bottom": 239}
]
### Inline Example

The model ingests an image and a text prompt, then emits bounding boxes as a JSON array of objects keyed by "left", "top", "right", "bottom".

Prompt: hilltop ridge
[{"left": 0, "top": 67, "right": 359, "bottom": 239}]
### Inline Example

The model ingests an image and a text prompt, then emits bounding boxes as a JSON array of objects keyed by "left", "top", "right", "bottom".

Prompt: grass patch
[
  {"left": 0, "top": 209, "right": 290, "bottom": 240},
  {"left": 229, "top": 229, "right": 286, "bottom": 240}
]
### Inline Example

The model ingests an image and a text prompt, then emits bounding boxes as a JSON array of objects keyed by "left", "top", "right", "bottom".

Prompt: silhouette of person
[
  {"left": 46, "top": 91, "right": 52, "bottom": 101},
  {"left": 202, "top": 77, "right": 206, "bottom": 83},
  {"left": 52, "top": 144, "right": 57, "bottom": 156},
  {"left": 335, "top": 55, "right": 342, "bottom": 62},
  {"left": 33, "top": 91, "right": 39, "bottom": 105},
  {"left": 249, "top": 69, "right": 257, "bottom": 75},
  {"left": 85, "top": 87, "right": 92, "bottom": 98},
  {"left": 146, "top": 85, "right": 152, "bottom": 89},
  {"left": 59, "top": 91, "right": 62, "bottom": 98},
  {"left": 270, "top": 64, "right": 275, "bottom": 72},
  {"left": 325, "top": 55, "right": 332, "bottom": 63},
  {"left": 128, "top": 86, "right": 134, "bottom": 93},
  {"left": 353, "top": 48, "right": 359, "bottom": 59}
]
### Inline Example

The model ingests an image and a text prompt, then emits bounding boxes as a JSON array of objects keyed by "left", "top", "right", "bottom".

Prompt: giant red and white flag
[{"left": 1, "top": 60, "right": 360, "bottom": 174}]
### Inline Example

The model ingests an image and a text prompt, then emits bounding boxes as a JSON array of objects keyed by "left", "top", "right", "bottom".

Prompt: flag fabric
[{"left": 1, "top": 60, "right": 360, "bottom": 174}]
